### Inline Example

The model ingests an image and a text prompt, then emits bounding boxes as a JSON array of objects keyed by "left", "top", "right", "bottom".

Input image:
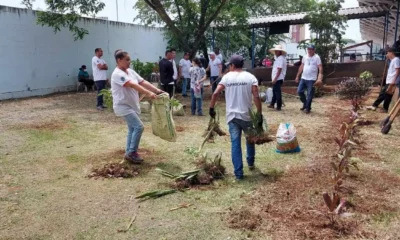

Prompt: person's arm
[
  {"left": 210, "top": 84, "right": 225, "bottom": 108},
  {"left": 252, "top": 85, "right": 262, "bottom": 114},
  {"left": 218, "top": 63, "right": 222, "bottom": 76},
  {"left": 140, "top": 80, "right": 163, "bottom": 94},
  {"left": 295, "top": 63, "right": 304, "bottom": 83},
  {"left": 272, "top": 68, "right": 282, "bottom": 84},
  {"left": 394, "top": 68, "right": 400, "bottom": 85},
  {"left": 315, "top": 64, "right": 323, "bottom": 86},
  {"left": 124, "top": 81, "right": 157, "bottom": 99},
  {"left": 159, "top": 61, "right": 165, "bottom": 82}
]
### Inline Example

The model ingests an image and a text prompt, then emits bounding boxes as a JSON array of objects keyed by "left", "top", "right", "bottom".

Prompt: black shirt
[{"left": 159, "top": 58, "right": 174, "bottom": 85}]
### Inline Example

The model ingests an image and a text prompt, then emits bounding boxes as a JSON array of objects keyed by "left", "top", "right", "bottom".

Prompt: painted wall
[{"left": 0, "top": 6, "right": 168, "bottom": 100}]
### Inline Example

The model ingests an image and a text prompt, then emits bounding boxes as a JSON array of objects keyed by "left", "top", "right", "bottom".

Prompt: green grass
[{"left": 2, "top": 91, "right": 400, "bottom": 239}]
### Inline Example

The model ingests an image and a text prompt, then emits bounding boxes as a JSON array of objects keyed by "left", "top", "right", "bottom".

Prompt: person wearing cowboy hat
[{"left": 267, "top": 45, "right": 287, "bottom": 111}]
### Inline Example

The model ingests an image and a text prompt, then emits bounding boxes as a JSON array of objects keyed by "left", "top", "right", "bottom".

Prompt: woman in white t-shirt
[{"left": 111, "top": 50, "right": 164, "bottom": 164}]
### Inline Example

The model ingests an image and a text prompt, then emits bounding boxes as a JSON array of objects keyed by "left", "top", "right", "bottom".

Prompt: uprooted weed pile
[
  {"left": 88, "top": 163, "right": 140, "bottom": 179},
  {"left": 159, "top": 153, "right": 226, "bottom": 190}
]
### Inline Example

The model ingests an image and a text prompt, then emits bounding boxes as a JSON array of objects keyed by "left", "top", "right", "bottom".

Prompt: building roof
[
  {"left": 358, "top": 0, "right": 399, "bottom": 46},
  {"left": 211, "top": 6, "right": 388, "bottom": 28}
]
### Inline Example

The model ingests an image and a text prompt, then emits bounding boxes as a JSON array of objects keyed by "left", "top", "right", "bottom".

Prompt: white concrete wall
[{"left": 0, "top": 6, "right": 168, "bottom": 100}]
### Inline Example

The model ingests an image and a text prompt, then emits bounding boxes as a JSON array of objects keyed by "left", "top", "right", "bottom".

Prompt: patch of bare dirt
[
  {"left": 176, "top": 126, "right": 185, "bottom": 132},
  {"left": 226, "top": 96, "right": 399, "bottom": 239},
  {"left": 11, "top": 120, "right": 69, "bottom": 131}
]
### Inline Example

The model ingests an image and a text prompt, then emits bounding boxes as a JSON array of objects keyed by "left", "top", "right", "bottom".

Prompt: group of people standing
[
  {"left": 85, "top": 44, "right": 325, "bottom": 181},
  {"left": 266, "top": 44, "right": 323, "bottom": 114}
]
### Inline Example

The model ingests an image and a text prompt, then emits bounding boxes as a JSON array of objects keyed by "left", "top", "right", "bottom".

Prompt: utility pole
[{"left": 116, "top": 0, "right": 119, "bottom": 21}]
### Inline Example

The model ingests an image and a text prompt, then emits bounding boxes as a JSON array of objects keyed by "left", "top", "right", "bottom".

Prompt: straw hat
[{"left": 269, "top": 45, "right": 287, "bottom": 55}]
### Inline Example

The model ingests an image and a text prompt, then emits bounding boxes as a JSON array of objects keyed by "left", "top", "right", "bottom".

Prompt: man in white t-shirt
[
  {"left": 92, "top": 48, "right": 108, "bottom": 110},
  {"left": 206, "top": 52, "right": 222, "bottom": 93},
  {"left": 367, "top": 47, "right": 400, "bottom": 113},
  {"left": 215, "top": 47, "right": 223, "bottom": 62},
  {"left": 267, "top": 45, "right": 287, "bottom": 111},
  {"left": 295, "top": 44, "right": 323, "bottom": 114},
  {"left": 179, "top": 52, "right": 191, "bottom": 97},
  {"left": 209, "top": 55, "right": 263, "bottom": 181}
]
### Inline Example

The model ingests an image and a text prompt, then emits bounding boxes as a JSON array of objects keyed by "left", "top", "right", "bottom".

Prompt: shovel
[{"left": 381, "top": 98, "right": 400, "bottom": 134}]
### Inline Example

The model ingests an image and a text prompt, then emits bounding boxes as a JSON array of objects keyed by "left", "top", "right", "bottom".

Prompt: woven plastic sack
[
  {"left": 172, "top": 103, "right": 185, "bottom": 116},
  {"left": 265, "top": 88, "right": 273, "bottom": 103},
  {"left": 151, "top": 93, "right": 177, "bottom": 142},
  {"left": 276, "top": 123, "right": 300, "bottom": 153}
]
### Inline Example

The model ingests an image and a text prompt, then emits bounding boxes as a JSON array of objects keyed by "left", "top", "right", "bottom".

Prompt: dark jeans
[
  {"left": 297, "top": 79, "right": 315, "bottom": 110},
  {"left": 161, "top": 84, "right": 174, "bottom": 98},
  {"left": 182, "top": 78, "right": 190, "bottom": 96},
  {"left": 190, "top": 88, "right": 203, "bottom": 115},
  {"left": 271, "top": 80, "right": 283, "bottom": 109},
  {"left": 228, "top": 118, "right": 255, "bottom": 179},
  {"left": 210, "top": 76, "right": 219, "bottom": 93},
  {"left": 95, "top": 80, "right": 106, "bottom": 107},
  {"left": 79, "top": 79, "right": 94, "bottom": 88},
  {"left": 373, "top": 84, "right": 393, "bottom": 111}
]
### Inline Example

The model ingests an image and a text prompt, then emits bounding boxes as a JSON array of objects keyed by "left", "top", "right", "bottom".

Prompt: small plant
[
  {"left": 335, "top": 75, "right": 373, "bottom": 112},
  {"left": 131, "top": 59, "right": 156, "bottom": 80},
  {"left": 98, "top": 89, "right": 113, "bottom": 109},
  {"left": 170, "top": 98, "right": 181, "bottom": 108},
  {"left": 200, "top": 109, "right": 227, "bottom": 151},
  {"left": 246, "top": 109, "right": 273, "bottom": 145}
]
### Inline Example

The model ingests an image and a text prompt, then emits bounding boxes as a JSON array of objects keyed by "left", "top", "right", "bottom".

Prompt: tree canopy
[{"left": 23, "top": 0, "right": 318, "bottom": 58}]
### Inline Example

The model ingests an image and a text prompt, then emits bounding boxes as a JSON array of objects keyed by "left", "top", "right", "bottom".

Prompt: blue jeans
[
  {"left": 95, "top": 80, "right": 107, "bottom": 107},
  {"left": 228, "top": 118, "right": 256, "bottom": 179},
  {"left": 271, "top": 80, "right": 283, "bottom": 109},
  {"left": 210, "top": 76, "right": 219, "bottom": 93},
  {"left": 123, "top": 112, "right": 144, "bottom": 155},
  {"left": 191, "top": 88, "right": 203, "bottom": 115},
  {"left": 297, "top": 79, "right": 315, "bottom": 110},
  {"left": 182, "top": 78, "right": 190, "bottom": 96}
]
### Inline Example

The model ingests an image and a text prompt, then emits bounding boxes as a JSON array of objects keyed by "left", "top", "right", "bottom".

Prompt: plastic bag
[
  {"left": 172, "top": 103, "right": 185, "bottom": 116},
  {"left": 194, "top": 84, "right": 202, "bottom": 99},
  {"left": 265, "top": 88, "right": 273, "bottom": 104},
  {"left": 151, "top": 93, "right": 177, "bottom": 142},
  {"left": 276, "top": 123, "right": 300, "bottom": 153}
]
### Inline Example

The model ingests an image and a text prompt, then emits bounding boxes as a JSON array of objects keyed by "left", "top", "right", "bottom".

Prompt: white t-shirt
[
  {"left": 216, "top": 53, "right": 223, "bottom": 63},
  {"left": 219, "top": 71, "right": 258, "bottom": 124},
  {"left": 172, "top": 59, "right": 178, "bottom": 81},
  {"left": 386, "top": 57, "right": 400, "bottom": 84},
  {"left": 271, "top": 55, "right": 287, "bottom": 81},
  {"left": 92, "top": 56, "right": 107, "bottom": 81},
  {"left": 111, "top": 67, "right": 144, "bottom": 116},
  {"left": 301, "top": 54, "right": 322, "bottom": 81},
  {"left": 179, "top": 59, "right": 192, "bottom": 79},
  {"left": 209, "top": 58, "right": 222, "bottom": 77}
]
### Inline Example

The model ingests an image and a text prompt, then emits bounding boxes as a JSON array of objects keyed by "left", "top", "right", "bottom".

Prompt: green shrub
[
  {"left": 98, "top": 89, "right": 113, "bottom": 109},
  {"left": 131, "top": 59, "right": 156, "bottom": 81}
]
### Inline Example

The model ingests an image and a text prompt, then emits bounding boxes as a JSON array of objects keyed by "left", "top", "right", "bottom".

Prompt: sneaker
[
  {"left": 249, "top": 165, "right": 255, "bottom": 171},
  {"left": 304, "top": 109, "right": 311, "bottom": 114},
  {"left": 276, "top": 108, "right": 282, "bottom": 111},
  {"left": 124, "top": 152, "right": 144, "bottom": 164},
  {"left": 380, "top": 109, "right": 388, "bottom": 113},
  {"left": 101, "top": 105, "right": 107, "bottom": 109},
  {"left": 97, "top": 106, "right": 104, "bottom": 111},
  {"left": 300, "top": 107, "right": 306, "bottom": 111},
  {"left": 267, "top": 105, "right": 274, "bottom": 109},
  {"left": 366, "top": 106, "right": 377, "bottom": 111},
  {"left": 198, "top": 113, "right": 204, "bottom": 116}
]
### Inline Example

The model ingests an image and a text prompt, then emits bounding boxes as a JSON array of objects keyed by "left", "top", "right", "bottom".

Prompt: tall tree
[{"left": 22, "top": 0, "right": 105, "bottom": 40}]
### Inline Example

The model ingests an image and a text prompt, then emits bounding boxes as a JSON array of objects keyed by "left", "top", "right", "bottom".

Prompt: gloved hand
[
  {"left": 257, "top": 113, "right": 263, "bottom": 128},
  {"left": 209, "top": 108, "right": 216, "bottom": 118}
]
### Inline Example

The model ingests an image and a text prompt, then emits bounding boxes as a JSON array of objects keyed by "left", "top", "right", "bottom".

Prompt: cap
[
  {"left": 386, "top": 47, "right": 396, "bottom": 53},
  {"left": 307, "top": 44, "right": 316, "bottom": 49},
  {"left": 228, "top": 54, "right": 244, "bottom": 66},
  {"left": 209, "top": 52, "right": 216, "bottom": 55}
]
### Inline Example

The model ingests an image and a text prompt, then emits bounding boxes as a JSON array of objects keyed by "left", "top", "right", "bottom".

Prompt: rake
[{"left": 381, "top": 97, "right": 400, "bottom": 134}]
